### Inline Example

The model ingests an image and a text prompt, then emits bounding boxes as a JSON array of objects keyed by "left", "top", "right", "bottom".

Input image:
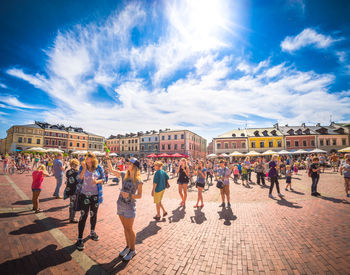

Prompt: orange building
[{"left": 66, "top": 127, "right": 88, "bottom": 152}]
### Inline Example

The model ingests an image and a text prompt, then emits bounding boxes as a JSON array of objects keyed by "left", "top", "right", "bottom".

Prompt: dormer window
[
  {"left": 270, "top": 130, "right": 277, "bottom": 136},
  {"left": 296, "top": 129, "right": 302, "bottom": 135},
  {"left": 335, "top": 128, "right": 345, "bottom": 134},
  {"left": 316, "top": 127, "right": 328, "bottom": 134},
  {"left": 262, "top": 130, "right": 268, "bottom": 136},
  {"left": 254, "top": 131, "right": 259, "bottom": 136},
  {"left": 304, "top": 129, "right": 310, "bottom": 135},
  {"left": 232, "top": 133, "right": 236, "bottom": 137}
]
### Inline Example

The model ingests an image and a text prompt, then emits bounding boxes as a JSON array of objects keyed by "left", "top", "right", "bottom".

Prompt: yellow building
[
  {"left": 4, "top": 124, "right": 44, "bottom": 153},
  {"left": 246, "top": 128, "right": 283, "bottom": 152},
  {"left": 119, "top": 134, "right": 140, "bottom": 157}
]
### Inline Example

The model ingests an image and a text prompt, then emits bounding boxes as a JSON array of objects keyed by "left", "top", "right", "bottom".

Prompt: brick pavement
[{"left": 0, "top": 169, "right": 350, "bottom": 274}]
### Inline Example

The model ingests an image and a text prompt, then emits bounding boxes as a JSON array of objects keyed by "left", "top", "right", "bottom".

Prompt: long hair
[
  {"left": 86, "top": 153, "right": 98, "bottom": 170},
  {"left": 125, "top": 164, "right": 141, "bottom": 184}
]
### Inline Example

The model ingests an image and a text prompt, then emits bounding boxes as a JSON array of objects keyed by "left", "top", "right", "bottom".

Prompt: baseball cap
[{"left": 126, "top": 157, "right": 140, "bottom": 169}]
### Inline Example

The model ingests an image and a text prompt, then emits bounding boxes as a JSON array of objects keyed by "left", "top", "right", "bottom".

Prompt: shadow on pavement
[
  {"left": 10, "top": 217, "right": 69, "bottom": 235},
  {"left": 0, "top": 244, "right": 72, "bottom": 275},
  {"left": 190, "top": 208, "right": 207, "bottom": 224},
  {"left": 0, "top": 210, "right": 34, "bottom": 219},
  {"left": 320, "top": 196, "right": 350, "bottom": 204},
  {"left": 277, "top": 197, "right": 302, "bottom": 209},
  {"left": 44, "top": 205, "right": 68, "bottom": 213},
  {"left": 289, "top": 189, "right": 305, "bottom": 195},
  {"left": 13, "top": 197, "right": 57, "bottom": 205},
  {"left": 168, "top": 206, "right": 186, "bottom": 223},
  {"left": 87, "top": 256, "right": 127, "bottom": 275},
  {"left": 218, "top": 207, "right": 237, "bottom": 226},
  {"left": 136, "top": 221, "right": 161, "bottom": 244}
]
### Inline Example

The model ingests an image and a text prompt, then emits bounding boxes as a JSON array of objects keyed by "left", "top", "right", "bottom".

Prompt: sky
[{"left": 0, "top": 0, "right": 350, "bottom": 141}]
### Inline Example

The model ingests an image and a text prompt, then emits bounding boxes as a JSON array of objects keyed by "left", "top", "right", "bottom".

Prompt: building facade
[
  {"left": 106, "top": 135, "right": 121, "bottom": 154},
  {"left": 246, "top": 128, "right": 283, "bottom": 152},
  {"left": 278, "top": 124, "right": 317, "bottom": 150},
  {"left": 4, "top": 124, "right": 44, "bottom": 153},
  {"left": 159, "top": 130, "right": 207, "bottom": 159},
  {"left": 86, "top": 132, "right": 105, "bottom": 151},
  {"left": 140, "top": 131, "right": 160, "bottom": 157},
  {"left": 43, "top": 125, "right": 68, "bottom": 151},
  {"left": 309, "top": 125, "right": 349, "bottom": 152},
  {"left": 119, "top": 134, "right": 140, "bottom": 157},
  {"left": 213, "top": 129, "right": 248, "bottom": 154},
  {"left": 66, "top": 127, "right": 88, "bottom": 152}
]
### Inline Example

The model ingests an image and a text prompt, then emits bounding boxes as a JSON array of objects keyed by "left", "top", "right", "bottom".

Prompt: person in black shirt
[
  {"left": 310, "top": 157, "right": 321, "bottom": 196},
  {"left": 64, "top": 159, "right": 80, "bottom": 223}
]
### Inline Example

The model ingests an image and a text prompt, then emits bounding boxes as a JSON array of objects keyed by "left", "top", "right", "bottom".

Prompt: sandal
[
  {"left": 163, "top": 212, "right": 168, "bottom": 217},
  {"left": 153, "top": 216, "right": 160, "bottom": 221}
]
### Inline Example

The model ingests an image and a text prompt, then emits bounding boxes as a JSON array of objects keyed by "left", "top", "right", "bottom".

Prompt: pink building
[{"left": 159, "top": 130, "right": 206, "bottom": 159}]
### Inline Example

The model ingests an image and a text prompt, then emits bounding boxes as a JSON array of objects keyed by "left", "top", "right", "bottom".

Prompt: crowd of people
[{"left": 1, "top": 151, "right": 350, "bottom": 261}]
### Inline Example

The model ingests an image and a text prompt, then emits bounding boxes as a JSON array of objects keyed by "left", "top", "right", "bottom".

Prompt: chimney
[
  {"left": 316, "top": 123, "right": 321, "bottom": 127},
  {"left": 273, "top": 123, "right": 279, "bottom": 129},
  {"left": 301, "top": 123, "right": 306, "bottom": 128}
]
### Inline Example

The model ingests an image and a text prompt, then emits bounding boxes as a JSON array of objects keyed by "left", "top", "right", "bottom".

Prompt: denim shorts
[
  {"left": 117, "top": 201, "right": 136, "bottom": 219},
  {"left": 32, "top": 188, "right": 41, "bottom": 191}
]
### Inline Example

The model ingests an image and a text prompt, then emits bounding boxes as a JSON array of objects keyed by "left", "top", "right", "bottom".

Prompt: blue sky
[{"left": 0, "top": 0, "right": 349, "bottom": 141}]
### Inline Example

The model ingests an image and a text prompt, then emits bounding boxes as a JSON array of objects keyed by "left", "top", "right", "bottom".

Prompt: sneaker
[
  {"left": 119, "top": 246, "right": 130, "bottom": 257},
  {"left": 269, "top": 194, "right": 274, "bottom": 199},
  {"left": 153, "top": 216, "right": 161, "bottom": 221},
  {"left": 285, "top": 188, "right": 288, "bottom": 191},
  {"left": 90, "top": 232, "right": 99, "bottom": 241},
  {"left": 227, "top": 203, "right": 231, "bottom": 208},
  {"left": 123, "top": 250, "right": 136, "bottom": 261},
  {"left": 278, "top": 193, "right": 283, "bottom": 197},
  {"left": 315, "top": 192, "right": 321, "bottom": 196},
  {"left": 69, "top": 219, "right": 79, "bottom": 223},
  {"left": 219, "top": 202, "right": 225, "bottom": 207},
  {"left": 311, "top": 193, "right": 317, "bottom": 197},
  {"left": 75, "top": 240, "right": 84, "bottom": 251}
]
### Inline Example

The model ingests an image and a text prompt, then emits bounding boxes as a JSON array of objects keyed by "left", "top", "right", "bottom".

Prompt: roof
[
  {"left": 13, "top": 124, "right": 42, "bottom": 129},
  {"left": 307, "top": 125, "right": 347, "bottom": 135},
  {"left": 84, "top": 132, "right": 104, "bottom": 138},
  {"left": 278, "top": 126, "right": 318, "bottom": 135},
  {"left": 245, "top": 127, "right": 283, "bottom": 137},
  {"left": 217, "top": 129, "right": 247, "bottom": 138}
]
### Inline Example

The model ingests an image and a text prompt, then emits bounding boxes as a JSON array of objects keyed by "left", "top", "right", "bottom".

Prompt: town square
[{"left": 1, "top": 0, "right": 350, "bottom": 274}]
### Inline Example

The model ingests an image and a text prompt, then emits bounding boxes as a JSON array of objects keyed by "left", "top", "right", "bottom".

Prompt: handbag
[{"left": 216, "top": 180, "right": 224, "bottom": 189}]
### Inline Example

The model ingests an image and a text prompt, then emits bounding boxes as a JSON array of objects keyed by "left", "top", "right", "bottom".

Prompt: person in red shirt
[{"left": 32, "top": 164, "right": 49, "bottom": 213}]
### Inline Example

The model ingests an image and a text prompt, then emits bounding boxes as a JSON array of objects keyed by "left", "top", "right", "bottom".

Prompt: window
[
  {"left": 89, "top": 144, "right": 92, "bottom": 148},
  {"left": 18, "top": 137, "right": 23, "bottom": 143},
  {"left": 251, "top": 141, "right": 256, "bottom": 148},
  {"left": 45, "top": 140, "right": 49, "bottom": 145},
  {"left": 63, "top": 141, "right": 66, "bottom": 146},
  {"left": 155, "top": 137, "right": 158, "bottom": 141},
  {"left": 168, "top": 135, "right": 171, "bottom": 140},
  {"left": 174, "top": 144, "right": 178, "bottom": 150},
  {"left": 28, "top": 138, "right": 32, "bottom": 144},
  {"left": 332, "top": 139, "right": 336, "bottom": 146},
  {"left": 155, "top": 145, "right": 158, "bottom": 150},
  {"left": 70, "top": 142, "right": 73, "bottom": 146},
  {"left": 269, "top": 141, "right": 273, "bottom": 148},
  {"left": 135, "top": 140, "right": 138, "bottom": 143},
  {"left": 162, "top": 144, "right": 165, "bottom": 150},
  {"left": 82, "top": 143, "right": 85, "bottom": 148},
  {"left": 294, "top": 141, "right": 299, "bottom": 147},
  {"left": 70, "top": 135, "right": 73, "bottom": 138},
  {"left": 181, "top": 144, "right": 185, "bottom": 149},
  {"left": 342, "top": 139, "right": 347, "bottom": 146},
  {"left": 168, "top": 144, "right": 171, "bottom": 150},
  {"left": 52, "top": 140, "right": 55, "bottom": 145},
  {"left": 303, "top": 140, "right": 307, "bottom": 147},
  {"left": 58, "top": 141, "right": 61, "bottom": 146},
  {"left": 94, "top": 144, "right": 97, "bottom": 149},
  {"left": 242, "top": 142, "right": 246, "bottom": 148},
  {"left": 277, "top": 141, "right": 282, "bottom": 148},
  {"left": 132, "top": 140, "right": 134, "bottom": 144},
  {"left": 181, "top": 134, "right": 184, "bottom": 139},
  {"left": 141, "top": 145, "right": 145, "bottom": 151},
  {"left": 311, "top": 140, "right": 315, "bottom": 146},
  {"left": 260, "top": 141, "right": 264, "bottom": 148},
  {"left": 148, "top": 145, "right": 152, "bottom": 151},
  {"left": 128, "top": 140, "right": 131, "bottom": 144},
  {"left": 162, "top": 136, "right": 165, "bottom": 140},
  {"left": 232, "top": 143, "right": 237, "bottom": 148},
  {"left": 326, "top": 139, "right": 330, "bottom": 146},
  {"left": 320, "top": 139, "right": 324, "bottom": 146},
  {"left": 77, "top": 143, "right": 80, "bottom": 147},
  {"left": 217, "top": 143, "right": 221, "bottom": 149},
  {"left": 83, "top": 137, "right": 85, "bottom": 140},
  {"left": 224, "top": 143, "right": 229, "bottom": 149},
  {"left": 142, "top": 138, "right": 144, "bottom": 142},
  {"left": 78, "top": 136, "right": 80, "bottom": 139},
  {"left": 175, "top": 135, "right": 178, "bottom": 140}
]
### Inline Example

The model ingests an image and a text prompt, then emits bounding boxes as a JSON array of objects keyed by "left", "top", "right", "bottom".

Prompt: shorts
[
  {"left": 286, "top": 176, "right": 292, "bottom": 184},
  {"left": 345, "top": 177, "right": 350, "bottom": 186},
  {"left": 196, "top": 182, "right": 205, "bottom": 188},
  {"left": 177, "top": 181, "right": 189, "bottom": 185},
  {"left": 154, "top": 190, "right": 165, "bottom": 204},
  {"left": 32, "top": 188, "right": 41, "bottom": 191},
  {"left": 242, "top": 174, "right": 248, "bottom": 180},
  {"left": 117, "top": 202, "right": 136, "bottom": 219}
]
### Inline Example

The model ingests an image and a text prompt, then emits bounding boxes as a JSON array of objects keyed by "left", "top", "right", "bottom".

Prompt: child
[
  {"left": 340, "top": 156, "right": 350, "bottom": 197},
  {"left": 64, "top": 159, "right": 80, "bottom": 222},
  {"left": 285, "top": 165, "right": 293, "bottom": 191},
  {"left": 241, "top": 164, "right": 248, "bottom": 186},
  {"left": 293, "top": 162, "right": 299, "bottom": 175},
  {"left": 152, "top": 161, "right": 169, "bottom": 220},
  {"left": 233, "top": 165, "right": 239, "bottom": 184},
  {"left": 194, "top": 161, "right": 206, "bottom": 208},
  {"left": 31, "top": 165, "right": 49, "bottom": 213}
]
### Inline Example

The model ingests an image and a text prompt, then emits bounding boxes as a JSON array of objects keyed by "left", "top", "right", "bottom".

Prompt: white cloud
[
  {"left": 0, "top": 95, "right": 45, "bottom": 109},
  {"left": 0, "top": 83, "right": 7, "bottom": 89},
  {"left": 336, "top": 51, "right": 346, "bottom": 63},
  {"left": 281, "top": 28, "right": 338, "bottom": 52},
  {"left": 5, "top": 2, "right": 350, "bottom": 141}
]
